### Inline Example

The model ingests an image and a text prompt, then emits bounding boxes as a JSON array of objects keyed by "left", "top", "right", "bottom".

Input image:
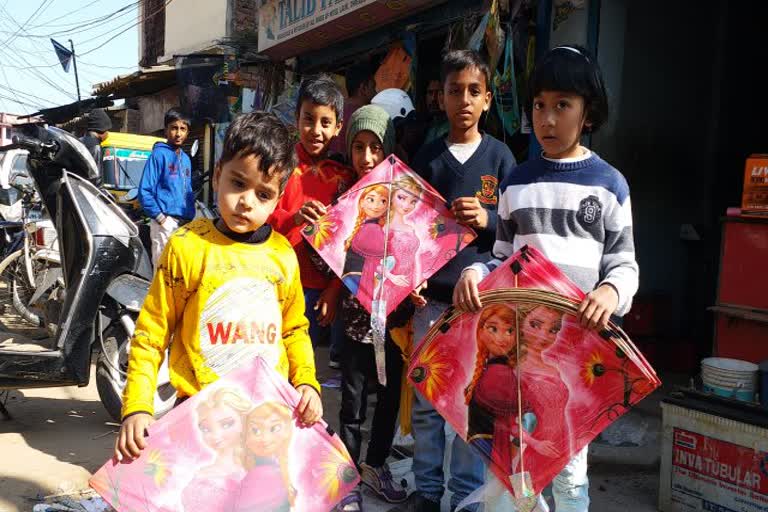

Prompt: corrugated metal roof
[{"left": 92, "top": 65, "right": 177, "bottom": 98}]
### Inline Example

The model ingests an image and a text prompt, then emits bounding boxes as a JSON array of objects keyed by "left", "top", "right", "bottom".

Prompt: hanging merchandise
[
  {"left": 445, "top": 15, "right": 479, "bottom": 52},
  {"left": 485, "top": 0, "right": 506, "bottom": 73},
  {"left": 176, "top": 54, "right": 239, "bottom": 123},
  {"left": 468, "top": 11, "right": 490, "bottom": 52},
  {"left": 302, "top": 155, "right": 476, "bottom": 384},
  {"left": 374, "top": 42, "right": 413, "bottom": 93},
  {"left": 268, "top": 82, "right": 300, "bottom": 128},
  {"left": 90, "top": 356, "right": 359, "bottom": 511},
  {"left": 494, "top": 28, "right": 521, "bottom": 137},
  {"left": 407, "top": 246, "right": 661, "bottom": 501}
]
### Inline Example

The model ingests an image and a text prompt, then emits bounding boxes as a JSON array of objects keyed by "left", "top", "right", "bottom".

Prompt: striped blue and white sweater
[{"left": 470, "top": 152, "right": 639, "bottom": 316}]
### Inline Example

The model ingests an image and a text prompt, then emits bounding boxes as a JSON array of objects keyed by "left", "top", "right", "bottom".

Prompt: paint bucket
[{"left": 701, "top": 357, "right": 757, "bottom": 402}]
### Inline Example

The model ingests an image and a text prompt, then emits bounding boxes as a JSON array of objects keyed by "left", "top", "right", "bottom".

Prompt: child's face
[
  {"left": 441, "top": 67, "right": 491, "bottom": 132},
  {"left": 165, "top": 120, "right": 189, "bottom": 147},
  {"left": 532, "top": 91, "right": 589, "bottom": 159},
  {"left": 426, "top": 80, "right": 442, "bottom": 114},
  {"left": 213, "top": 154, "right": 283, "bottom": 234},
  {"left": 393, "top": 187, "right": 419, "bottom": 216},
  {"left": 351, "top": 130, "right": 384, "bottom": 177},
  {"left": 522, "top": 306, "right": 563, "bottom": 354},
  {"left": 245, "top": 411, "right": 291, "bottom": 458},
  {"left": 198, "top": 404, "right": 244, "bottom": 453},
  {"left": 297, "top": 100, "right": 341, "bottom": 157},
  {"left": 361, "top": 190, "right": 388, "bottom": 219},
  {"left": 480, "top": 313, "right": 516, "bottom": 357}
]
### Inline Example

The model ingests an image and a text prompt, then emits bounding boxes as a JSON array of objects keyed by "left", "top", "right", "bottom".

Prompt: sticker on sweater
[
  {"left": 577, "top": 195, "right": 602, "bottom": 226},
  {"left": 199, "top": 277, "right": 282, "bottom": 377},
  {"left": 476, "top": 175, "right": 499, "bottom": 205}
]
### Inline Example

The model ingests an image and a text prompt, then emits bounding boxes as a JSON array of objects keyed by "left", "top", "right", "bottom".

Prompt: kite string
[{"left": 514, "top": 272, "right": 529, "bottom": 498}]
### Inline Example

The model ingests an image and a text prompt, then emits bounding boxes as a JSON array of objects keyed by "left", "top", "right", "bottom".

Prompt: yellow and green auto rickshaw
[{"left": 99, "top": 132, "right": 164, "bottom": 209}]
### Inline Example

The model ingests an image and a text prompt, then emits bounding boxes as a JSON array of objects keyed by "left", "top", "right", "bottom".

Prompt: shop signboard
[
  {"left": 258, "top": 0, "right": 440, "bottom": 59},
  {"left": 670, "top": 427, "right": 768, "bottom": 511}
]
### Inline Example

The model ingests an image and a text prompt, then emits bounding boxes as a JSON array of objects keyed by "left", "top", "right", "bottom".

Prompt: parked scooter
[{"left": 0, "top": 125, "right": 175, "bottom": 421}]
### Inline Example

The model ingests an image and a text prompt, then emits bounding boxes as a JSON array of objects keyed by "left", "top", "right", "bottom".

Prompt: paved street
[{"left": 0, "top": 339, "right": 673, "bottom": 512}]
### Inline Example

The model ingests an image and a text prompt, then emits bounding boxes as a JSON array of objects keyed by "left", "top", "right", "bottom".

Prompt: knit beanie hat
[
  {"left": 346, "top": 104, "right": 395, "bottom": 158},
  {"left": 87, "top": 108, "right": 112, "bottom": 133}
]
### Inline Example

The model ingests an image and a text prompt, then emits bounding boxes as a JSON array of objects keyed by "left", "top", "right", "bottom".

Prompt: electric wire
[
  {"left": 0, "top": 0, "right": 55, "bottom": 49},
  {"left": 79, "top": 0, "right": 173, "bottom": 57},
  {"left": 1, "top": 2, "right": 141, "bottom": 39}
]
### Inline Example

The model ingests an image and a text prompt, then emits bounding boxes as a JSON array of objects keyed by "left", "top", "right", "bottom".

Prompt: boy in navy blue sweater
[
  {"left": 138, "top": 108, "right": 195, "bottom": 265},
  {"left": 392, "top": 50, "right": 516, "bottom": 512}
]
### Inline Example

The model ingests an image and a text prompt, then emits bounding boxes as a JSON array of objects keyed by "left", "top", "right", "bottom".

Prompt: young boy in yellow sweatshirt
[{"left": 115, "top": 112, "right": 322, "bottom": 461}]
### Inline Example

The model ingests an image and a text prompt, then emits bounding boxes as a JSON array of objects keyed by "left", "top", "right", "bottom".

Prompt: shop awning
[
  {"left": 258, "top": 0, "right": 446, "bottom": 60},
  {"left": 31, "top": 97, "right": 114, "bottom": 125},
  {"left": 92, "top": 65, "right": 176, "bottom": 99},
  {"left": 296, "top": 0, "right": 483, "bottom": 72}
]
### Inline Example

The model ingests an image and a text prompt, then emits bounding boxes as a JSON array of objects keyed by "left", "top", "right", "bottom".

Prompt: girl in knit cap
[{"left": 335, "top": 105, "right": 409, "bottom": 511}]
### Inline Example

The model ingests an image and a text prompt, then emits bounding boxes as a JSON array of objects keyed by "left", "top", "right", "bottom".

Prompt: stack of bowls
[{"left": 701, "top": 357, "right": 758, "bottom": 402}]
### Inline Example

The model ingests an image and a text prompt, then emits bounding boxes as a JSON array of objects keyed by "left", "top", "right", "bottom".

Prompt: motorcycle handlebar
[{"left": 11, "top": 134, "right": 56, "bottom": 156}]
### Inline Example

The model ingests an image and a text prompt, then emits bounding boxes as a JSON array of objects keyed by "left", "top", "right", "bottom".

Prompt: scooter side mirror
[
  {"left": 191, "top": 139, "right": 199, "bottom": 158},
  {"left": 124, "top": 188, "right": 139, "bottom": 201}
]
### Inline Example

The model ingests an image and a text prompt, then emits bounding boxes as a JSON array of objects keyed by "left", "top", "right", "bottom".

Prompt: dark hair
[
  {"left": 219, "top": 112, "right": 297, "bottom": 191},
  {"left": 440, "top": 50, "right": 491, "bottom": 90},
  {"left": 345, "top": 62, "right": 373, "bottom": 97},
  {"left": 525, "top": 45, "right": 609, "bottom": 133},
  {"left": 164, "top": 107, "right": 191, "bottom": 129},
  {"left": 295, "top": 74, "right": 344, "bottom": 120}
]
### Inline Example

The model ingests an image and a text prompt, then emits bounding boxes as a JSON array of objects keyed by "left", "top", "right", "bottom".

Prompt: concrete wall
[
  {"left": 162, "top": 0, "right": 228, "bottom": 59},
  {"left": 137, "top": 86, "right": 181, "bottom": 134}
]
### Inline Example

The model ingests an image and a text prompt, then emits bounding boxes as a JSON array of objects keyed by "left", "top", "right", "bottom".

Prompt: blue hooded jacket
[{"left": 138, "top": 142, "right": 195, "bottom": 221}]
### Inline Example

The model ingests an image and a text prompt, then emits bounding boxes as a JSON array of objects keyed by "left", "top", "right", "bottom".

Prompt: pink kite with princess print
[
  {"left": 302, "top": 155, "right": 476, "bottom": 384},
  {"left": 89, "top": 356, "right": 359, "bottom": 512},
  {"left": 407, "top": 246, "right": 660, "bottom": 504}
]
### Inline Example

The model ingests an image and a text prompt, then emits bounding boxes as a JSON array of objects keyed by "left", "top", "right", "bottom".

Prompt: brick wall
[{"left": 231, "top": 0, "right": 258, "bottom": 38}]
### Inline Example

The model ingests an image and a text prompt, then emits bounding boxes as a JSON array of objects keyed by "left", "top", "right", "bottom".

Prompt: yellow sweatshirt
[{"left": 121, "top": 219, "right": 319, "bottom": 418}]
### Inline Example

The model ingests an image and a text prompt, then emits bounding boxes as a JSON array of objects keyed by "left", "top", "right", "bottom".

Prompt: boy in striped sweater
[{"left": 454, "top": 45, "right": 639, "bottom": 511}]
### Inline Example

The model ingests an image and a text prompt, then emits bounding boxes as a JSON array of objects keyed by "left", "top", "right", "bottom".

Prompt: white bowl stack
[{"left": 701, "top": 357, "right": 758, "bottom": 401}]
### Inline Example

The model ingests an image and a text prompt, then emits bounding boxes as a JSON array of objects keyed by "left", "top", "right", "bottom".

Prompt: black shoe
[{"left": 386, "top": 492, "right": 440, "bottom": 512}]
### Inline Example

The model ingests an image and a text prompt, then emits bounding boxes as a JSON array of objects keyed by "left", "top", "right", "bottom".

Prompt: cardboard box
[{"left": 742, "top": 154, "right": 768, "bottom": 214}]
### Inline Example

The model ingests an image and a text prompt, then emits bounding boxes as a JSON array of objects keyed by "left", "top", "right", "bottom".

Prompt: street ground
[{"left": 0, "top": 340, "right": 681, "bottom": 512}]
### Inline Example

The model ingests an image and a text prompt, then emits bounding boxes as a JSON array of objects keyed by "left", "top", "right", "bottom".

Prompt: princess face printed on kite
[
  {"left": 244, "top": 402, "right": 293, "bottom": 460},
  {"left": 520, "top": 305, "right": 563, "bottom": 359},
  {"left": 478, "top": 307, "right": 517, "bottom": 358},
  {"left": 196, "top": 388, "right": 250, "bottom": 469},
  {"left": 235, "top": 402, "right": 296, "bottom": 511},
  {"left": 361, "top": 188, "right": 389, "bottom": 219}
]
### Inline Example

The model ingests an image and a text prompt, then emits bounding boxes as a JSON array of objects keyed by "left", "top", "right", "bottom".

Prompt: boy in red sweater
[{"left": 269, "top": 75, "right": 354, "bottom": 349}]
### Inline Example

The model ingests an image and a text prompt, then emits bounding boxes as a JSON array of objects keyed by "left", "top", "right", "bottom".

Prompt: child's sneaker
[
  {"left": 335, "top": 487, "right": 363, "bottom": 511},
  {"left": 360, "top": 463, "right": 407, "bottom": 503}
]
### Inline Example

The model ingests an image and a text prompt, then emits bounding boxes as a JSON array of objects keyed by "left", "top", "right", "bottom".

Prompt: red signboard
[{"left": 671, "top": 427, "right": 768, "bottom": 511}]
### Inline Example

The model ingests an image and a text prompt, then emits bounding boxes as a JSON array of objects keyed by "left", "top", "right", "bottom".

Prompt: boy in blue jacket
[{"left": 138, "top": 108, "right": 195, "bottom": 265}]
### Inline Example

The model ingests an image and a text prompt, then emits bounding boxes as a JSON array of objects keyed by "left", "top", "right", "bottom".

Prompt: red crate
[{"left": 714, "top": 309, "right": 768, "bottom": 364}]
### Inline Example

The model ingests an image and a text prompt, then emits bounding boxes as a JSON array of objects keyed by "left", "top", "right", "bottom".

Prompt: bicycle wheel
[{"left": 0, "top": 249, "right": 42, "bottom": 329}]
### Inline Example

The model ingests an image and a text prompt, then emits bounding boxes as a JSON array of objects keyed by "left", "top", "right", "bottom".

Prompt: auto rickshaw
[{"left": 99, "top": 132, "right": 164, "bottom": 211}]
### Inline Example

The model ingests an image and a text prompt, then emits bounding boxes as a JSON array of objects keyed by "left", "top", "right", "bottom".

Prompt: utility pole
[{"left": 69, "top": 39, "right": 81, "bottom": 114}]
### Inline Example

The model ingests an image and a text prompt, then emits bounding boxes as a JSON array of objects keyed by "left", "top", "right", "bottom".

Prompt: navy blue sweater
[{"left": 412, "top": 133, "right": 516, "bottom": 302}]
